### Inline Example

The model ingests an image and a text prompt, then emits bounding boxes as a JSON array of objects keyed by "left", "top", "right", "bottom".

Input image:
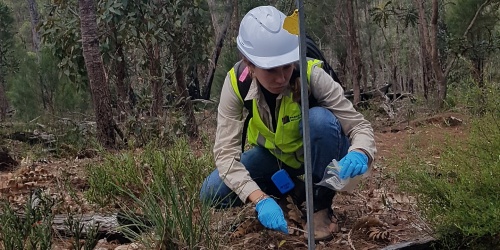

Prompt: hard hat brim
[{"left": 238, "top": 44, "right": 300, "bottom": 69}]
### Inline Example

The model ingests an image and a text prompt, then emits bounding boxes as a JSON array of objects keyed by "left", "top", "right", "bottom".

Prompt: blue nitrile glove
[
  {"left": 255, "top": 197, "right": 288, "bottom": 234},
  {"left": 339, "top": 151, "right": 369, "bottom": 179}
]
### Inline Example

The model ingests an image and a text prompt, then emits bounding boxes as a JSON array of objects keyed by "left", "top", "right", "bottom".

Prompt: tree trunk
[
  {"left": 0, "top": 81, "right": 8, "bottom": 121},
  {"left": 0, "top": 42, "right": 7, "bottom": 121},
  {"left": 414, "top": 0, "right": 433, "bottom": 100},
  {"left": 346, "top": 0, "right": 362, "bottom": 105},
  {"left": 149, "top": 44, "right": 163, "bottom": 117},
  {"left": 430, "top": 0, "right": 447, "bottom": 108},
  {"left": 26, "top": 0, "right": 40, "bottom": 53},
  {"left": 115, "top": 42, "right": 130, "bottom": 118},
  {"left": 207, "top": 0, "right": 221, "bottom": 36},
  {"left": 363, "top": 1, "right": 377, "bottom": 86},
  {"left": 26, "top": 0, "right": 51, "bottom": 112},
  {"left": 78, "top": 0, "right": 116, "bottom": 149},
  {"left": 229, "top": 0, "right": 239, "bottom": 42},
  {"left": 355, "top": 0, "right": 368, "bottom": 91},
  {"left": 202, "top": 1, "right": 234, "bottom": 100},
  {"left": 174, "top": 54, "right": 198, "bottom": 138}
]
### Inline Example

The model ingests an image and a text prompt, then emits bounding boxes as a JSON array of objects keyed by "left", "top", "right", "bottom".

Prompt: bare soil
[{"left": 0, "top": 112, "right": 468, "bottom": 250}]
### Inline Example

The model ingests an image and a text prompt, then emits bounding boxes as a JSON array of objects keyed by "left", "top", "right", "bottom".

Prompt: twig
[
  {"left": 288, "top": 226, "right": 306, "bottom": 234},
  {"left": 347, "top": 228, "right": 356, "bottom": 250}
]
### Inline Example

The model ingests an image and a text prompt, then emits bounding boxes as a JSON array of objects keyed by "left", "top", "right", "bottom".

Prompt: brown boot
[{"left": 304, "top": 208, "right": 338, "bottom": 241}]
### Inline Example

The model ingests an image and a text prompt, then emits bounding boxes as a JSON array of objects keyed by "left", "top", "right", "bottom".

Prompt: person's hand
[
  {"left": 339, "top": 151, "right": 368, "bottom": 179},
  {"left": 255, "top": 197, "right": 288, "bottom": 234}
]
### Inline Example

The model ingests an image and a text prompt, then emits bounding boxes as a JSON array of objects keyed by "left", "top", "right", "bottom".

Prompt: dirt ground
[{"left": 0, "top": 111, "right": 468, "bottom": 250}]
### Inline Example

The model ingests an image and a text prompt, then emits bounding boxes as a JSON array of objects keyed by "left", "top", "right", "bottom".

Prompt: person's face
[{"left": 251, "top": 64, "right": 294, "bottom": 94}]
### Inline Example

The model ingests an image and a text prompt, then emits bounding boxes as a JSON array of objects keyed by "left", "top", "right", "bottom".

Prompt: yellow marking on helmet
[{"left": 283, "top": 9, "right": 299, "bottom": 35}]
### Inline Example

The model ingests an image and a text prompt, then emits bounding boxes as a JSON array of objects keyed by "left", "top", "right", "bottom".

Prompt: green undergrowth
[
  {"left": 396, "top": 85, "right": 500, "bottom": 249},
  {"left": 0, "top": 191, "right": 54, "bottom": 250},
  {"left": 85, "top": 137, "right": 223, "bottom": 249}
]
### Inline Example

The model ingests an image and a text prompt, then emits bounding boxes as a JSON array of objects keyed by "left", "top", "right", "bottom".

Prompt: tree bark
[
  {"left": 26, "top": 0, "right": 40, "bottom": 53},
  {"left": 26, "top": 0, "right": 51, "bottom": 111},
  {"left": 207, "top": 0, "right": 221, "bottom": 36},
  {"left": 0, "top": 81, "right": 8, "bottom": 121},
  {"left": 355, "top": 0, "right": 368, "bottom": 91},
  {"left": 229, "top": 0, "right": 239, "bottom": 43},
  {"left": 430, "top": 0, "right": 447, "bottom": 108},
  {"left": 148, "top": 44, "right": 163, "bottom": 117},
  {"left": 78, "top": 0, "right": 116, "bottom": 148},
  {"left": 114, "top": 41, "right": 130, "bottom": 118},
  {"left": 174, "top": 54, "right": 198, "bottom": 138},
  {"left": 414, "top": 0, "right": 433, "bottom": 100},
  {"left": 202, "top": 1, "right": 234, "bottom": 100},
  {"left": 365, "top": 3, "right": 377, "bottom": 85},
  {"left": 0, "top": 41, "right": 6, "bottom": 121},
  {"left": 346, "top": 0, "right": 362, "bottom": 105}
]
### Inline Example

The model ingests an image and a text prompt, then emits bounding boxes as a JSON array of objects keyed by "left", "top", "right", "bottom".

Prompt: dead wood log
[
  {"left": 7, "top": 131, "right": 55, "bottom": 145},
  {"left": 0, "top": 212, "right": 139, "bottom": 243}
]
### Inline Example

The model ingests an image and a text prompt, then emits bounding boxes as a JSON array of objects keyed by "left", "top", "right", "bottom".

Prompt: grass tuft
[{"left": 85, "top": 136, "right": 221, "bottom": 248}]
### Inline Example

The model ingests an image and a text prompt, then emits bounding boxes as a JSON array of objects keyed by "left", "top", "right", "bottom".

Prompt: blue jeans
[{"left": 200, "top": 107, "right": 350, "bottom": 210}]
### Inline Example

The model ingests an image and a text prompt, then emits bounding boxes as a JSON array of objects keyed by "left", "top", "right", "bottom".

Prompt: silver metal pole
[{"left": 295, "top": 1, "right": 315, "bottom": 249}]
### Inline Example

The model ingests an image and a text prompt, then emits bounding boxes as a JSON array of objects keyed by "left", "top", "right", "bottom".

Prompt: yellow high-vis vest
[{"left": 229, "top": 59, "right": 323, "bottom": 168}]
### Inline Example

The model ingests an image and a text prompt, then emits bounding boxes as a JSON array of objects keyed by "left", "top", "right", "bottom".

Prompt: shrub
[{"left": 398, "top": 85, "right": 500, "bottom": 249}]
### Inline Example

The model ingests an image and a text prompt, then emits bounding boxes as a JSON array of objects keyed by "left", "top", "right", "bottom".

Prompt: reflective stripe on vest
[{"left": 230, "top": 59, "right": 323, "bottom": 168}]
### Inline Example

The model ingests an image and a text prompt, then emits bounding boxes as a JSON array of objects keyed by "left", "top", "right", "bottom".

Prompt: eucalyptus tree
[
  {"left": 203, "top": 0, "right": 234, "bottom": 100},
  {"left": 0, "top": 2, "right": 15, "bottom": 120},
  {"left": 78, "top": 0, "right": 117, "bottom": 148},
  {"left": 367, "top": 0, "right": 419, "bottom": 97},
  {"left": 412, "top": 0, "right": 499, "bottom": 108},
  {"left": 41, "top": 0, "right": 214, "bottom": 139},
  {"left": 27, "top": 0, "right": 41, "bottom": 53},
  {"left": 96, "top": 0, "right": 138, "bottom": 116},
  {"left": 167, "top": 0, "right": 212, "bottom": 137},
  {"left": 305, "top": 0, "right": 347, "bottom": 85},
  {"left": 345, "top": 0, "right": 363, "bottom": 105},
  {"left": 446, "top": 0, "right": 500, "bottom": 87},
  {"left": 97, "top": 0, "right": 212, "bottom": 137}
]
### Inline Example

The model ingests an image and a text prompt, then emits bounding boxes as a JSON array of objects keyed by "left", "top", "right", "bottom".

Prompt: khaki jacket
[{"left": 213, "top": 65, "right": 376, "bottom": 203}]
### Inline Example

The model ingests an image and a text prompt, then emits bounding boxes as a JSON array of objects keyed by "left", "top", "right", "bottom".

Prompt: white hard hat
[{"left": 237, "top": 6, "right": 299, "bottom": 69}]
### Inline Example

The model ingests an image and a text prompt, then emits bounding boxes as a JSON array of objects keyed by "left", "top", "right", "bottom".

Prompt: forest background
[{"left": 0, "top": 0, "right": 499, "bottom": 249}]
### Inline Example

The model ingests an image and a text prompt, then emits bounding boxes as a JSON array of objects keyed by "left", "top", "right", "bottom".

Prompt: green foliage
[
  {"left": 398, "top": 85, "right": 500, "bottom": 249},
  {"left": 370, "top": 1, "right": 417, "bottom": 29},
  {"left": 0, "top": 2, "right": 16, "bottom": 77},
  {"left": 370, "top": 1, "right": 395, "bottom": 28},
  {"left": 446, "top": 75, "right": 500, "bottom": 115},
  {"left": 85, "top": 136, "right": 213, "bottom": 205},
  {"left": 0, "top": 190, "right": 54, "bottom": 250},
  {"left": 6, "top": 48, "right": 90, "bottom": 121},
  {"left": 211, "top": 43, "right": 239, "bottom": 101},
  {"left": 5, "top": 52, "right": 43, "bottom": 120},
  {"left": 85, "top": 137, "right": 218, "bottom": 248},
  {"left": 445, "top": 0, "right": 500, "bottom": 80},
  {"left": 40, "top": 0, "right": 87, "bottom": 85},
  {"left": 85, "top": 152, "right": 145, "bottom": 207},
  {"left": 64, "top": 213, "right": 100, "bottom": 250}
]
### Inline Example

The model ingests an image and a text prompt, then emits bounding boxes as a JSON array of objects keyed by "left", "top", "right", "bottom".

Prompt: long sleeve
[
  {"left": 309, "top": 66, "right": 377, "bottom": 162},
  {"left": 213, "top": 74, "right": 261, "bottom": 202}
]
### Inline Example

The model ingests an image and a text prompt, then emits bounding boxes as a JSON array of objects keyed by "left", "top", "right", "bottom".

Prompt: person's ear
[{"left": 247, "top": 64, "right": 256, "bottom": 75}]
